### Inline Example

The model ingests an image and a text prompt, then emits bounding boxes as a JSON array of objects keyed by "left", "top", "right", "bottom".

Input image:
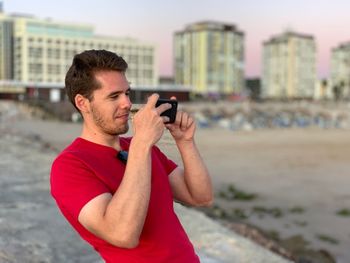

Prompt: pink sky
[{"left": 6, "top": 0, "right": 350, "bottom": 78}]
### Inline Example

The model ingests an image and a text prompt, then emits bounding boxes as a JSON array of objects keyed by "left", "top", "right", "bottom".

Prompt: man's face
[{"left": 88, "top": 70, "right": 132, "bottom": 136}]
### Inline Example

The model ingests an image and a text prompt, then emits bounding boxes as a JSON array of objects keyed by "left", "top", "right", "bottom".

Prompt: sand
[
  {"left": 175, "top": 128, "right": 350, "bottom": 262},
  {"left": 185, "top": 128, "right": 350, "bottom": 263}
]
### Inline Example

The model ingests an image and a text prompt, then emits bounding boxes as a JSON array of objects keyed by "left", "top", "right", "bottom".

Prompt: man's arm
[
  {"left": 78, "top": 139, "right": 152, "bottom": 248},
  {"left": 78, "top": 94, "right": 171, "bottom": 248},
  {"left": 166, "top": 110, "right": 213, "bottom": 207}
]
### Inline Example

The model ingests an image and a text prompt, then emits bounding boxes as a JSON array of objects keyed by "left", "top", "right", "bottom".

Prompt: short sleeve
[
  {"left": 152, "top": 145, "right": 178, "bottom": 175},
  {"left": 50, "top": 153, "right": 109, "bottom": 220}
]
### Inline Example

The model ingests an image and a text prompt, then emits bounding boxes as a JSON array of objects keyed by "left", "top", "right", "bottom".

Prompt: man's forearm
[
  {"left": 103, "top": 139, "right": 152, "bottom": 247},
  {"left": 176, "top": 140, "right": 213, "bottom": 205}
]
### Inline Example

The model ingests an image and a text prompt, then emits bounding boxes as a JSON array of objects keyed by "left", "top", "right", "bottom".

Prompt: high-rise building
[
  {"left": 262, "top": 31, "right": 316, "bottom": 99},
  {"left": 330, "top": 42, "right": 350, "bottom": 99},
  {"left": 174, "top": 21, "right": 244, "bottom": 96},
  {"left": 0, "top": 12, "right": 158, "bottom": 87}
]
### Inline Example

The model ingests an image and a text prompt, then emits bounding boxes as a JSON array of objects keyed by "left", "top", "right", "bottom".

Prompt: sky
[{"left": 4, "top": 0, "right": 350, "bottom": 78}]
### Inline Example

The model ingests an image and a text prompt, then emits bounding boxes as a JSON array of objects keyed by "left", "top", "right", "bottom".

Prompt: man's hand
[
  {"left": 132, "top": 94, "right": 171, "bottom": 147},
  {"left": 166, "top": 111, "right": 196, "bottom": 142},
  {"left": 165, "top": 97, "right": 196, "bottom": 143},
  {"left": 164, "top": 97, "right": 213, "bottom": 207}
]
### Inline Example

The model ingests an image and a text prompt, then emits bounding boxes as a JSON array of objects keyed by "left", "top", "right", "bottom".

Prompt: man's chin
[{"left": 115, "top": 124, "right": 129, "bottom": 135}]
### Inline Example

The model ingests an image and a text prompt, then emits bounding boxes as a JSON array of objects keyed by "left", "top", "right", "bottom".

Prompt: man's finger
[
  {"left": 174, "top": 110, "right": 182, "bottom": 125},
  {"left": 180, "top": 112, "right": 188, "bottom": 131},
  {"left": 162, "top": 116, "right": 170, "bottom": 123},
  {"left": 156, "top": 103, "right": 172, "bottom": 115},
  {"left": 145, "top": 93, "right": 159, "bottom": 108}
]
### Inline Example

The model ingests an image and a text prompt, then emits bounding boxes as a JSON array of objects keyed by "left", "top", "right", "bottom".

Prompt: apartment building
[
  {"left": 330, "top": 42, "right": 350, "bottom": 99},
  {"left": 262, "top": 31, "right": 316, "bottom": 99},
  {"left": 0, "top": 11, "right": 158, "bottom": 88},
  {"left": 174, "top": 21, "right": 244, "bottom": 96}
]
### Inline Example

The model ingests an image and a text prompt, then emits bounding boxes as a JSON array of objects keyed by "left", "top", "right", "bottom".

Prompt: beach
[
  {"left": 159, "top": 126, "right": 350, "bottom": 262},
  {"left": 1, "top": 100, "right": 350, "bottom": 262},
  {"left": 199, "top": 128, "right": 350, "bottom": 262}
]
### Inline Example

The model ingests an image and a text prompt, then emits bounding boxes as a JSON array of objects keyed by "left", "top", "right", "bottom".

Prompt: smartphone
[{"left": 156, "top": 98, "right": 178, "bottom": 124}]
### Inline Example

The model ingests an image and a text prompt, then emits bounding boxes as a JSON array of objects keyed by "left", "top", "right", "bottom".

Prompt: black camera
[{"left": 156, "top": 99, "right": 178, "bottom": 124}]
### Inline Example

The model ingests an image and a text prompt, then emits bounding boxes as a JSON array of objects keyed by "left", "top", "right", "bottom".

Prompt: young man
[{"left": 50, "top": 50, "right": 213, "bottom": 263}]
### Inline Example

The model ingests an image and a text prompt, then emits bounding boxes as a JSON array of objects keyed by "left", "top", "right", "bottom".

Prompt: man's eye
[
  {"left": 111, "top": 95, "right": 119, "bottom": 99},
  {"left": 125, "top": 91, "right": 130, "bottom": 96}
]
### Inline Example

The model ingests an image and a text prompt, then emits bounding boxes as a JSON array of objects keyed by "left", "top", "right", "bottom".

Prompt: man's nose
[{"left": 121, "top": 94, "right": 132, "bottom": 109}]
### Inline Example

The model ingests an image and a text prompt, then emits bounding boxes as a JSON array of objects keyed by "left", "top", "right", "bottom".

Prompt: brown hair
[{"left": 65, "top": 49, "right": 128, "bottom": 111}]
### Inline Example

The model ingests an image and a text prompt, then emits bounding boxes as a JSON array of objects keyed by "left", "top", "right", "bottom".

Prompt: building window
[
  {"left": 28, "top": 47, "right": 43, "bottom": 58},
  {"left": 130, "top": 55, "right": 138, "bottom": 64},
  {"left": 144, "top": 69, "right": 153, "bottom": 78},
  {"left": 144, "top": 55, "right": 153, "bottom": 65}
]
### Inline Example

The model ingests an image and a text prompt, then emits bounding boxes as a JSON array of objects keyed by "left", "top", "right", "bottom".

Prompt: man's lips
[{"left": 115, "top": 113, "right": 130, "bottom": 120}]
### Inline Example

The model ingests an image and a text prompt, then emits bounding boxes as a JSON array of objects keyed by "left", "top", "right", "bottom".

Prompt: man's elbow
[
  {"left": 83, "top": 224, "right": 140, "bottom": 249},
  {"left": 198, "top": 199, "right": 214, "bottom": 207},
  {"left": 193, "top": 195, "right": 214, "bottom": 207},
  {"left": 120, "top": 239, "right": 139, "bottom": 249},
  {"left": 106, "top": 229, "right": 140, "bottom": 249},
  {"left": 108, "top": 234, "right": 140, "bottom": 249}
]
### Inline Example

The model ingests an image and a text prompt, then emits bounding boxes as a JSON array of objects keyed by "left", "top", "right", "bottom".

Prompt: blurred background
[{"left": 1, "top": 1, "right": 350, "bottom": 263}]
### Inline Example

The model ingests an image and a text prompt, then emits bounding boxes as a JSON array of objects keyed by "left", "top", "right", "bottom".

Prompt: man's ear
[{"left": 75, "top": 94, "right": 90, "bottom": 114}]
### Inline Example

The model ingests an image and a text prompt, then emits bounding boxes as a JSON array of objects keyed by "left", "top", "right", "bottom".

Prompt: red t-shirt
[{"left": 50, "top": 137, "right": 199, "bottom": 263}]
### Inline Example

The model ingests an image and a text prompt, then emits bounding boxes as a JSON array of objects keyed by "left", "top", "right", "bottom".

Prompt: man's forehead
[
  {"left": 95, "top": 71, "right": 129, "bottom": 88},
  {"left": 94, "top": 70, "right": 125, "bottom": 80}
]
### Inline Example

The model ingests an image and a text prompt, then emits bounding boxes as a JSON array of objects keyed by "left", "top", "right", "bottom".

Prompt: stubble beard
[{"left": 91, "top": 106, "right": 129, "bottom": 136}]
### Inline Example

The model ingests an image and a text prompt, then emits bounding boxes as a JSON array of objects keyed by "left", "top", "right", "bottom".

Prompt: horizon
[{"left": 4, "top": 0, "right": 350, "bottom": 79}]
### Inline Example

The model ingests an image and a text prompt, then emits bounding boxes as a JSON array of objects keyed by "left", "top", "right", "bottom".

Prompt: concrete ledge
[{"left": 175, "top": 203, "right": 292, "bottom": 263}]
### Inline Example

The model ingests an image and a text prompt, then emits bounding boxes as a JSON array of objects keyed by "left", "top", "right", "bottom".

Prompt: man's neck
[{"left": 80, "top": 124, "right": 122, "bottom": 151}]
